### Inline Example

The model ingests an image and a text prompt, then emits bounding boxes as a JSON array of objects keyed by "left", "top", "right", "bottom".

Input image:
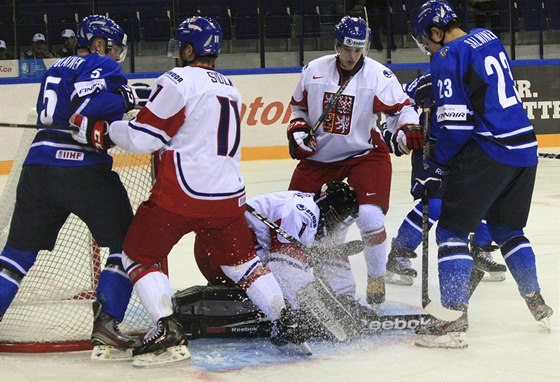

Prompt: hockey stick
[
  {"left": 246, "top": 204, "right": 306, "bottom": 250},
  {"left": 420, "top": 103, "right": 463, "bottom": 322},
  {"left": 0, "top": 122, "right": 74, "bottom": 130},
  {"left": 310, "top": 57, "right": 363, "bottom": 135},
  {"left": 538, "top": 152, "right": 560, "bottom": 159}
]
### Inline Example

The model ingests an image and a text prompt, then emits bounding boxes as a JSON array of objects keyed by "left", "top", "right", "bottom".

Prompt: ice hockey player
[
  {"left": 383, "top": 71, "right": 507, "bottom": 286},
  {"left": 70, "top": 16, "right": 312, "bottom": 366},
  {"left": 0, "top": 14, "right": 141, "bottom": 360},
  {"left": 287, "top": 14, "right": 423, "bottom": 310},
  {"left": 194, "top": 180, "right": 371, "bottom": 341},
  {"left": 410, "top": 0, "right": 553, "bottom": 349}
]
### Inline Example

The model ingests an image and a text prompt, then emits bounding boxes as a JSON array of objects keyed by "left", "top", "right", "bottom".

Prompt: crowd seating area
[{"left": 0, "top": 0, "right": 558, "bottom": 70}]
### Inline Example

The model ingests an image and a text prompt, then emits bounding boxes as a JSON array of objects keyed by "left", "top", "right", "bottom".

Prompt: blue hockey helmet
[
  {"left": 174, "top": 16, "right": 223, "bottom": 57},
  {"left": 412, "top": 1, "right": 458, "bottom": 55},
  {"left": 334, "top": 16, "right": 370, "bottom": 56},
  {"left": 77, "top": 15, "right": 127, "bottom": 61}
]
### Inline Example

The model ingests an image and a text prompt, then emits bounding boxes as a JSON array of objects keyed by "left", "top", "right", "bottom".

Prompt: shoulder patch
[{"left": 383, "top": 69, "right": 394, "bottom": 78}]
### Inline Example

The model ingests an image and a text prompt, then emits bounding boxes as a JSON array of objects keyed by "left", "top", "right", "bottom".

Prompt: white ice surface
[{"left": 1, "top": 153, "right": 559, "bottom": 382}]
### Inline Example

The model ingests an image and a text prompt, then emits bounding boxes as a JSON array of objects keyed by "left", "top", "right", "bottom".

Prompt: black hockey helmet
[{"left": 314, "top": 181, "right": 359, "bottom": 236}]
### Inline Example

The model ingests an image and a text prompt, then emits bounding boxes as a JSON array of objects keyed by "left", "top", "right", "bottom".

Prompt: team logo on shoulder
[
  {"left": 383, "top": 69, "right": 394, "bottom": 78},
  {"left": 440, "top": 48, "right": 449, "bottom": 57},
  {"left": 296, "top": 204, "right": 306, "bottom": 211}
]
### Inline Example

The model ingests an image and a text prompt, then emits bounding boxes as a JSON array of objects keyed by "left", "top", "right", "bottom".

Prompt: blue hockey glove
[
  {"left": 411, "top": 157, "right": 449, "bottom": 200},
  {"left": 414, "top": 72, "right": 433, "bottom": 108},
  {"left": 381, "top": 122, "right": 404, "bottom": 156},
  {"left": 117, "top": 84, "right": 136, "bottom": 112}
]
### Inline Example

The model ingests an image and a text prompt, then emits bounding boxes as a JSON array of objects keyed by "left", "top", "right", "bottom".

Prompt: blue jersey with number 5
[
  {"left": 25, "top": 53, "right": 128, "bottom": 167},
  {"left": 430, "top": 28, "right": 537, "bottom": 167}
]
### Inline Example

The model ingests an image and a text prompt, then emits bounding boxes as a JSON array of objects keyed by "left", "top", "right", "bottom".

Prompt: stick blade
[{"left": 423, "top": 302, "right": 464, "bottom": 322}]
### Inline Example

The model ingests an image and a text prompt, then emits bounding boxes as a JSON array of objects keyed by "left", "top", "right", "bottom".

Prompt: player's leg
[
  {"left": 0, "top": 166, "right": 68, "bottom": 321},
  {"left": 486, "top": 165, "right": 552, "bottom": 328},
  {"left": 199, "top": 215, "right": 311, "bottom": 348},
  {"left": 347, "top": 151, "right": 391, "bottom": 309},
  {"left": 68, "top": 165, "right": 139, "bottom": 358},
  {"left": 386, "top": 198, "right": 443, "bottom": 285},
  {"left": 470, "top": 220, "right": 506, "bottom": 281},
  {"left": 121, "top": 200, "right": 191, "bottom": 366}
]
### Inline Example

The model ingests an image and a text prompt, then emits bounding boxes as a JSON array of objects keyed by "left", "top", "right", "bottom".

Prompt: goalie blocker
[{"left": 172, "top": 285, "right": 434, "bottom": 339}]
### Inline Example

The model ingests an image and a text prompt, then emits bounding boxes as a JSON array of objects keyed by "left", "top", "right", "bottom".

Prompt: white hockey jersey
[
  {"left": 290, "top": 54, "right": 419, "bottom": 162},
  {"left": 110, "top": 65, "right": 246, "bottom": 217},
  {"left": 245, "top": 191, "right": 319, "bottom": 260}
]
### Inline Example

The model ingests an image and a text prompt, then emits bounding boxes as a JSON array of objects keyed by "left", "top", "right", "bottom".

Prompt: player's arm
[
  {"left": 377, "top": 73, "right": 423, "bottom": 153},
  {"left": 430, "top": 51, "right": 476, "bottom": 166}
]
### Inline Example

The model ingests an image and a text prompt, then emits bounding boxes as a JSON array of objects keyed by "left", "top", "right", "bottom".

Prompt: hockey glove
[
  {"left": 411, "top": 157, "right": 449, "bottom": 200},
  {"left": 381, "top": 122, "right": 405, "bottom": 156},
  {"left": 414, "top": 72, "right": 433, "bottom": 108},
  {"left": 117, "top": 84, "right": 136, "bottom": 112},
  {"left": 69, "top": 114, "right": 114, "bottom": 151},
  {"left": 287, "top": 118, "right": 317, "bottom": 160},
  {"left": 396, "top": 124, "right": 424, "bottom": 154},
  {"left": 130, "top": 82, "right": 152, "bottom": 108}
]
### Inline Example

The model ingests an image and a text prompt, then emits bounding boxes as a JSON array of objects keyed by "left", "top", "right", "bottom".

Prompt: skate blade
[
  {"left": 538, "top": 316, "right": 552, "bottom": 333},
  {"left": 132, "top": 345, "right": 191, "bottom": 368},
  {"left": 275, "top": 341, "right": 313, "bottom": 356},
  {"left": 385, "top": 272, "right": 414, "bottom": 286},
  {"left": 91, "top": 345, "right": 133, "bottom": 361},
  {"left": 415, "top": 332, "right": 468, "bottom": 349},
  {"left": 482, "top": 272, "right": 506, "bottom": 282}
]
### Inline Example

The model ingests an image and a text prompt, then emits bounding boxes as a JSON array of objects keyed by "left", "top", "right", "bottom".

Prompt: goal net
[{"left": 0, "top": 118, "right": 154, "bottom": 352}]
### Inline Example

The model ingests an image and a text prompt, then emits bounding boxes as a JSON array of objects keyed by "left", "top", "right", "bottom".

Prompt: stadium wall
[{"left": 0, "top": 61, "right": 559, "bottom": 175}]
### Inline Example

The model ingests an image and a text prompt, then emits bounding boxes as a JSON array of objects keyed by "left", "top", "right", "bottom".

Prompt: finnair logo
[{"left": 436, "top": 104, "right": 468, "bottom": 122}]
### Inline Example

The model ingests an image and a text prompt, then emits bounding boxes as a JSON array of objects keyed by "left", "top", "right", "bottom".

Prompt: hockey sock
[
  {"left": 471, "top": 220, "right": 493, "bottom": 247},
  {"left": 393, "top": 198, "right": 442, "bottom": 250},
  {"left": 0, "top": 246, "right": 37, "bottom": 315},
  {"left": 97, "top": 252, "right": 133, "bottom": 322},
  {"left": 358, "top": 204, "right": 387, "bottom": 277},
  {"left": 501, "top": 236, "right": 539, "bottom": 295},
  {"left": 436, "top": 227, "right": 472, "bottom": 308}
]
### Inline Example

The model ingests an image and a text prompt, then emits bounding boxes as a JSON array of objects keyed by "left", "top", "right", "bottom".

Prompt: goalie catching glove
[
  {"left": 288, "top": 119, "right": 317, "bottom": 160},
  {"left": 69, "top": 114, "right": 114, "bottom": 151}
]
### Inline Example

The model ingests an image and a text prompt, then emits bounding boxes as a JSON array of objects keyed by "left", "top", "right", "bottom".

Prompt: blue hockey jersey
[
  {"left": 430, "top": 28, "right": 537, "bottom": 167},
  {"left": 24, "top": 53, "right": 128, "bottom": 167}
]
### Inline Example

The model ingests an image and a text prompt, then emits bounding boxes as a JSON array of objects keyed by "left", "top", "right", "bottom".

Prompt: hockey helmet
[
  {"left": 314, "top": 181, "right": 359, "bottom": 237},
  {"left": 77, "top": 15, "right": 127, "bottom": 61},
  {"left": 412, "top": 0, "right": 458, "bottom": 55},
  {"left": 334, "top": 16, "right": 371, "bottom": 56},
  {"left": 174, "top": 16, "right": 223, "bottom": 57}
]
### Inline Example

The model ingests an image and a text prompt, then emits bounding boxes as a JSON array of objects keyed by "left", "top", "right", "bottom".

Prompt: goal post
[{"left": 0, "top": 119, "right": 157, "bottom": 352}]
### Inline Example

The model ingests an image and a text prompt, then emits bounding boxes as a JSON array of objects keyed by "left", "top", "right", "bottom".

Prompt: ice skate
[
  {"left": 471, "top": 242, "right": 506, "bottom": 282},
  {"left": 415, "top": 305, "right": 468, "bottom": 349},
  {"left": 271, "top": 308, "right": 312, "bottom": 355},
  {"left": 524, "top": 292, "right": 553, "bottom": 331},
  {"left": 366, "top": 276, "right": 385, "bottom": 308},
  {"left": 132, "top": 315, "right": 190, "bottom": 367},
  {"left": 385, "top": 240, "right": 417, "bottom": 286},
  {"left": 90, "top": 302, "right": 142, "bottom": 361}
]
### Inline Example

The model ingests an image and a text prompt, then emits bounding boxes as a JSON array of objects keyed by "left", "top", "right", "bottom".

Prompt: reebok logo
[
  {"left": 312, "top": 75, "right": 324, "bottom": 79},
  {"left": 366, "top": 315, "right": 433, "bottom": 331}
]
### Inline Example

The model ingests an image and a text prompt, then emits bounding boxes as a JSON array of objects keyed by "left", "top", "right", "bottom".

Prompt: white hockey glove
[{"left": 69, "top": 114, "right": 113, "bottom": 151}]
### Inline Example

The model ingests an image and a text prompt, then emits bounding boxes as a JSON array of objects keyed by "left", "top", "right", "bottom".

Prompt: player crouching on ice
[{"left": 193, "top": 181, "right": 379, "bottom": 343}]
